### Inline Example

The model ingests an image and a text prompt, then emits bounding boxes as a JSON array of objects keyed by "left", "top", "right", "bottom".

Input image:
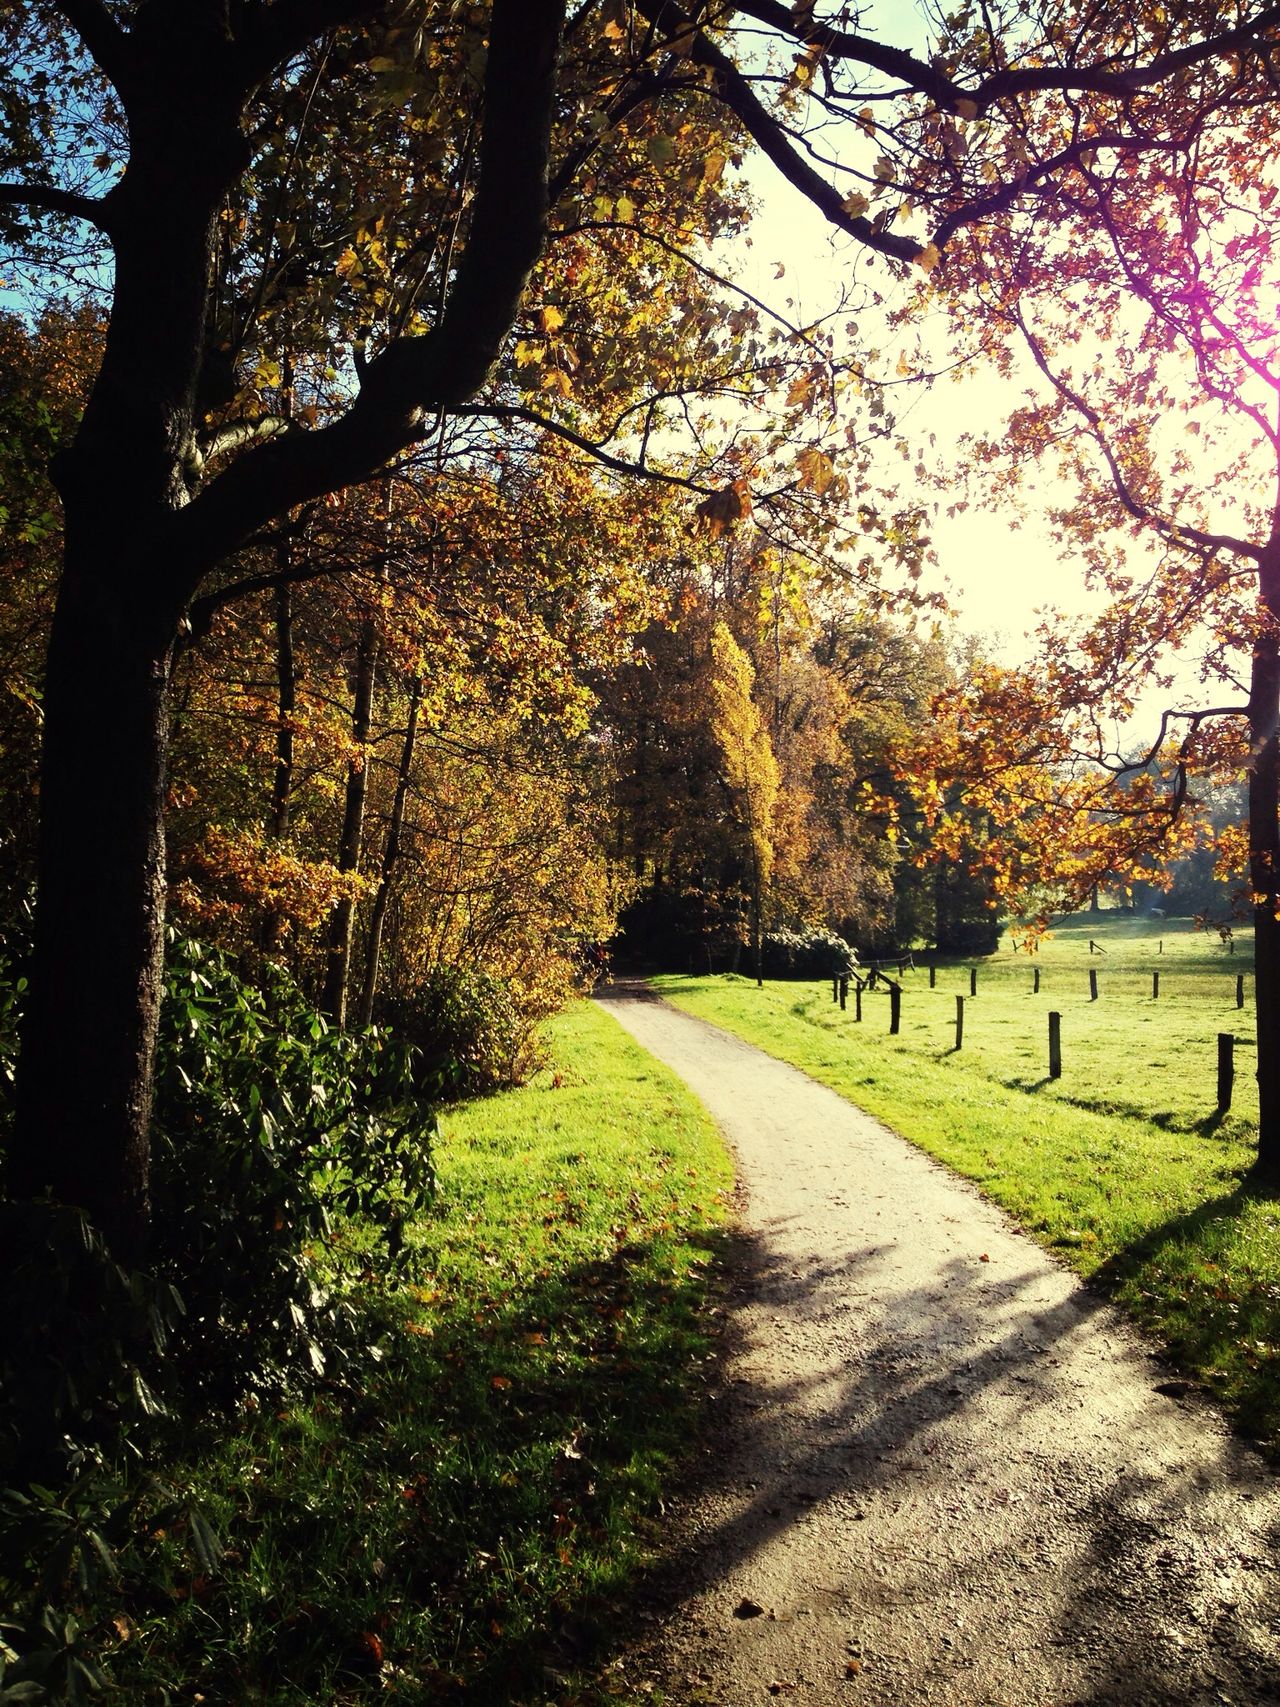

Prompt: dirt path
[{"left": 594, "top": 984, "right": 1280, "bottom": 1707}]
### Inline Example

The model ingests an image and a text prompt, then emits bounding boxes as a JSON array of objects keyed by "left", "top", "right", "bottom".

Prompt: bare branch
[
  {"left": 1015, "top": 305, "right": 1264, "bottom": 565},
  {"left": 454, "top": 402, "right": 723, "bottom": 494},
  {"left": 0, "top": 181, "right": 113, "bottom": 232}
]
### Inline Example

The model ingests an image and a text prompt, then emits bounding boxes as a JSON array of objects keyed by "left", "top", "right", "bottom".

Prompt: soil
[{"left": 593, "top": 982, "right": 1280, "bottom": 1707}]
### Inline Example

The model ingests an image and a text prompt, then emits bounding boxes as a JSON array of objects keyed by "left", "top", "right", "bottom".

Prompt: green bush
[
  {"left": 759, "top": 926, "right": 858, "bottom": 980},
  {"left": 378, "top": 963, "right": 543, "bottom": 1100},
  {"left": 0, "top": 941, "right": 441, "bottom": 1703},
  {"left": 149, "top": 939, "right": 438, "bottom": 1402}
]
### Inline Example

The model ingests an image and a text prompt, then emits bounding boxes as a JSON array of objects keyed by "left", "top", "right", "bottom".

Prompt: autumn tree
[
  {"left": 899, "top": 15, "right": 1280, "bottom": 1159},
  {"left": 4, "top": 0, "right": 1279, "bottom": 1252}
]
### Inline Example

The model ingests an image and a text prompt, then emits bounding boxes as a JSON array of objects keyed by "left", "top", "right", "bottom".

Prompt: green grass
[
  {"left": 653, "top": 912, "right": 1280, "bottom": 1452},
  {"left": 109, "top": 1001, "right": 732, "bottom": 1705}
]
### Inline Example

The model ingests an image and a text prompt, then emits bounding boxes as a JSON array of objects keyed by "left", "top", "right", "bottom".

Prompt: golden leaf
[{"left": 796, "top": 446, "right": 835, "bottom": 494}]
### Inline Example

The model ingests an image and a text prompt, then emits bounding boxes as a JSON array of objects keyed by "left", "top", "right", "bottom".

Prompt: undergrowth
[{"left": 3, "top": 999, "right": 731, "bottom": 1704}]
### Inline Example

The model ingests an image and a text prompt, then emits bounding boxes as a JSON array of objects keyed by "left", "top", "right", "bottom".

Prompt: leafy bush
[
  {"left": 0, "top": 941, "right": 441, "bottom": 1704},
  {"left": 149, "top": 939, "right": 438, "bottom": 1400},
  {"left": 377, "top": 963, "right": 544, "bottom": 1101},
  {"left": 759, "top": 927, "right": 858, "bottom": 980}
]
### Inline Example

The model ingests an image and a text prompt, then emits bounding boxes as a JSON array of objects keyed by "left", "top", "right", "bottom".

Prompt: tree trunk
[
  {"left": 1249, "top": 585, "right": 1280, "bottom": 1172},
  {"left": 320, "top": 605, "right": 379, "bottom": 1027},
  {"left": 270, "top": 580, "right": 296, "bottom": 839},
  {"left": 261, "top": 577, "right": 297, "bottom": 956},
  {"left": 9, "top": 548, "right": 173, "bottom": 1262},
  {"left": 357, "top": 676, "right": 422, "bottom": 1027}
]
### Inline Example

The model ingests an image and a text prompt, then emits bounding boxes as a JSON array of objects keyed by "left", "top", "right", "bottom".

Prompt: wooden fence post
[
  {"left": 1033, "top": 966, "right": 1040, "bottom": 995},
  {"left": 1237, "top": 974, "right": 1245, "bottom": 1010},
  {"left": 969, "top": 967, "right": 978, "bottom": 997},
  {"left": 889, "top": 983, "right": 901, "bottom": 1036},
  {"left": 1152, "top": 971, "right": 1159, "bottom": 999},
  {"left": 1089, "top": 968, "right": 1098, "bottom": 1002},
  {"left": 832, "top": 977, "right": 839, "bottom": 1004},
  {"left": 855, "top": 981, "right": 862, "bottom": 1023},
  {"left": 1048, "top": 1011, "right": 1062, "bottom": 1080},
  {"left": 1218, "top": 1032, "right": 1234, "bottom": 1112},
  {"left": 1159, "top": 939, "right": 1164, "bottom": 954},
  {"left": 929, "top": 964, "right": 937, "bottom": 989},
  {"left": 954, "top": 994, "right": 964, "bottom": 1050}
]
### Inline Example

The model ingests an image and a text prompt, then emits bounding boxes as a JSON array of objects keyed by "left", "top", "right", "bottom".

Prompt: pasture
[{"left": 654, "top": 914, "right": 1280, "bottom": 1450}]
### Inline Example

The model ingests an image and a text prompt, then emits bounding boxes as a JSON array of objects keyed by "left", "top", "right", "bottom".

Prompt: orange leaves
[{"left": 694, "top": 479, "right": 752, "bottom": 537}]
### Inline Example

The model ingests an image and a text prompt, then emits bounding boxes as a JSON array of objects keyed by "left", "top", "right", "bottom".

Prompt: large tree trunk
[
  {"left": 8, "top": 543, "right": 173, "bottom": 1262},
  {"left": 6, "top": 86, "right": 234, "bottom": 1257},
  {"left": 1249, "top": 577, "right": 1280, "bottom": 1172}
]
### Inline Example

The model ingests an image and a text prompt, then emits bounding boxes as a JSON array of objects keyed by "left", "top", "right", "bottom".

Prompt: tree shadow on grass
[
  {"left": 107, "top": 1225, "right": 739, "bottom": 1706},
  {"left": 1088, "top": 1170, "right": 1280, "bottom": 1446}
]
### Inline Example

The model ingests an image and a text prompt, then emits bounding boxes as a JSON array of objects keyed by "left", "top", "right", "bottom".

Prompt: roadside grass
[
  {"left": 653, "top": 914, "right": 1280, "bottom": 1452},
  {"left": 110, "top": 1000, "right": 731, "bottom": 1705}
]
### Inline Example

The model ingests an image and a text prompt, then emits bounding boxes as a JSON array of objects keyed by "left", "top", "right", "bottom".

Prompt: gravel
[{"left": 595, "top": 984, "right": 1280, "bottom": 1706}]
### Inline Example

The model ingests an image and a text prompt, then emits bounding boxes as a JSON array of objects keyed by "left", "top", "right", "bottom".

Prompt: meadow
[{"left": 654, "top": 913, "right": 1280, "bottom": 1452}]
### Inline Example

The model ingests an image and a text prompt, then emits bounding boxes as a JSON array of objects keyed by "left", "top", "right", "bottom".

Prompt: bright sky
[{"left": 732, "top": 160, "right": 1212, "bottom": 746}]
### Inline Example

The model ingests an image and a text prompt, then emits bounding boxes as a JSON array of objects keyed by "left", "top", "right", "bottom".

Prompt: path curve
[{"left": 595, "top": 984, "right": 1280, "bottom": 1706}]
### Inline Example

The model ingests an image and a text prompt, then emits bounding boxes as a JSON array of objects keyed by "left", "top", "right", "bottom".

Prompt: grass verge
[
  {"left": 108, "top": 1000, "right": 731, "bottom": 1705},
  {"left": 653, "top": 953, "right": 1280, "bottom": 1454}
]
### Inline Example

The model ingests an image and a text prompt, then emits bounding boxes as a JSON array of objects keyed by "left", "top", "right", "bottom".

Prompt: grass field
[
  {"left": 109, "top": 1001, "right": 732, "bottom": 1705},
  {"left": 654, "top": 912, "right": 1280, "bottom": 1453},
  {"left": 852, "top": 913, "right": 1256, "bottom": 1133}
]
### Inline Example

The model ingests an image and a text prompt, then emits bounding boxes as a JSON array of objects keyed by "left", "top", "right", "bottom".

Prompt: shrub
[
  {"left": 758, "top": 927, "right": 858, "bottom": 980},
  {"left": 148, "top": 939, "right": 438, "bottom": 1401},
  {"left": 377, "top": 963, "right": 545, "bottom": 1101}
]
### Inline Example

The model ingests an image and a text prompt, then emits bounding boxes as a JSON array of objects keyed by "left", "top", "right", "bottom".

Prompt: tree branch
[
  {"left": 196, "top": 415, "right": 293, "bottom": 466},
  {"left": 734, "top": 0, "right": 1280, "bottom": 113},
  {"left": 633, "top": 0, "right": 924, "bottom": 265},
  {"left": 454, "top": 403, "right": 723, "bottom": 494},
  {"left": 0, "top": 181, "right": 113, "bottom": 231},
  {"left": 1015, "top": 305, "right": 1265, "bottom": 565},
  {"left": 52, "top": 0, "right": 135, "bottom": 94},
  {"left": 228, "top": 0, "right": 390, "bottom": 93},
  {"left": 174, "top": 0, "right": 567, "bottom": 580}
]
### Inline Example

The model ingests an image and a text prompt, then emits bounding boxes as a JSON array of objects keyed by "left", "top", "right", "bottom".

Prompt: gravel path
[{"left": 594, "top": 984, "right": 1280, "bottom": 1707}]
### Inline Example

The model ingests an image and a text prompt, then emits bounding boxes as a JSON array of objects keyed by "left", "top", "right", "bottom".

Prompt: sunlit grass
[
  {"left": 655, "top": 914, "right": 1280, "bottom": 1452},
  {"left": 111, "top": 1001, "right": 731, "bottom": 1705}
]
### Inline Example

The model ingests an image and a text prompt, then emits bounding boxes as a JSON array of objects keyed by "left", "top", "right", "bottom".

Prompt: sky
[{"left": 728, "top": 147, "right": 1213, "bottom": 749}]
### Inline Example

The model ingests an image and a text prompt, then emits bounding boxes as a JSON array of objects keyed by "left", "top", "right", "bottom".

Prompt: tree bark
[
  {"left": 8, "top": 542, "right": 173, "bottom": 1261},
  {"left": 1249, "top": 561, "right": 1280, "bottom": 1172},
  {"left": 7, "top": 60, "right": 242, "bottom": 1258},
  {"left": 357, "top": 675, "right": 422, "bottom": 1027}
]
